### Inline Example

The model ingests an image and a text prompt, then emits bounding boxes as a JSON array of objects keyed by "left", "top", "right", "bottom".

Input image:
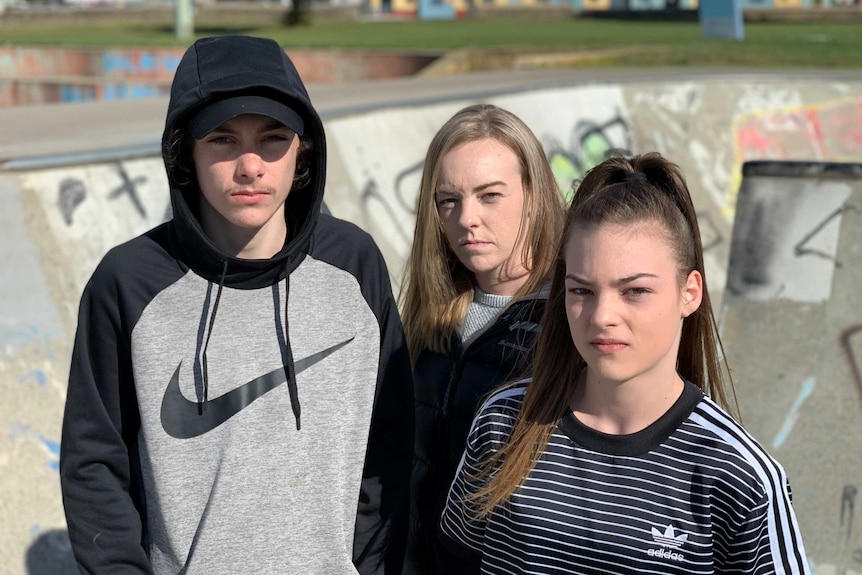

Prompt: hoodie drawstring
[
  {"left": 197, "top": 259, "right": 301, "bottom": 431},
  {"left": 276, "top": 263, "right": 301, "bottom": 431},
  {"left": 200, "top": 259, "right": 228, "bottom": 413}
]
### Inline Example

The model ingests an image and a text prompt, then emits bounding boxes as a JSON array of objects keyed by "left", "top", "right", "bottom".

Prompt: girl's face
[
  {"left": 435, "top": 138, "right": 530, "bottom": 296},
  {"left": 564, "top": 220, "right": 702, "bottom": 388}
]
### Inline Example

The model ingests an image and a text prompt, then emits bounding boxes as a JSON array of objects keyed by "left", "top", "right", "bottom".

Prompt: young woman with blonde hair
[
  {"left": 440, "top": 152, "right": 810, "bottom": 574},
  {"left": 401, "top": 104, "right": 566, "bottom": 573}
]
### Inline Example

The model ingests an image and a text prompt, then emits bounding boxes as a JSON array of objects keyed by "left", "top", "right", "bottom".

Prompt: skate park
[{"left": 1, "top": 60, "right": 861, "bottom": 573}]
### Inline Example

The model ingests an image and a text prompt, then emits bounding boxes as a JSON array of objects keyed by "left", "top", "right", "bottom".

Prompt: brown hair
[
  {"left": 399, "top": 104, "right": 566, "bottom": 363},
  {"left": 470, "top": 152, "right": 738, "bottom": 515},
  {"left": 164, "top": 126, "right": 314, "bottom": 201}
]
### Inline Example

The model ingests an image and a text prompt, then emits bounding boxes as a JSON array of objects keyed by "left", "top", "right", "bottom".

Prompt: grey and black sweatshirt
[{"left": 59, "top": 36, "right": 413, "bottom": 574}]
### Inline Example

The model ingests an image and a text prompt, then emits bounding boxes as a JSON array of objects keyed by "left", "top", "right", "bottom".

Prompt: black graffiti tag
[
  {"left": 108, "top": 164, "right": 148, "bottom": 219},
  {"left": 696, "top": 211, "right": 722, "bottom": 253},
  {"left": 794, "top": 203, "right": 860, "bottom": 268},
  {"left": 842, "top": 325, "right": 862, "bottom": 406},
  {"left": 58, "top": 177, "right": 87, "bottom": 226}
]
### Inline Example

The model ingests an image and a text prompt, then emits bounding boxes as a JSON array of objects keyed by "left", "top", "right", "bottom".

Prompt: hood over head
[{"left": 162, "top": 35, "right": 326, "bottom": 288}]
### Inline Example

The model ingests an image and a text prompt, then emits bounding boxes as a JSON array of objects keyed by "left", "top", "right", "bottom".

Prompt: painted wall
[
  {"left": 0, "top": 47, "right": 437, "bottom": 107},
  {"left": 722, "top": 161, "right": 862, "bottom": 574},
  {"left": 2, "top": 77, "right": 862, "bottom": 573}
]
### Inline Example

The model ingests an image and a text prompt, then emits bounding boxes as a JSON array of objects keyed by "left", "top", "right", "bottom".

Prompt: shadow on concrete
[{"left": 26, "top": 529, "right": 78, "bottom": 575}]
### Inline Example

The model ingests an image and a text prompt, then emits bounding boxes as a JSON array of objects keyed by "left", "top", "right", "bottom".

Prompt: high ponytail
[{"left": 467, "top": 152, "right": 737, "bottom": 517}]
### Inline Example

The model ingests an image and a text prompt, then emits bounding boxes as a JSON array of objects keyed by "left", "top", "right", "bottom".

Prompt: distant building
[{"left": 365, "top": 0, "right": 858, "bottom": 17}]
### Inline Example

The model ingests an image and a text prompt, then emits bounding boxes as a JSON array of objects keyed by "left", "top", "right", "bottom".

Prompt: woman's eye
[{"left": 567, "top": 287, "right": 591, "bottom": 296}]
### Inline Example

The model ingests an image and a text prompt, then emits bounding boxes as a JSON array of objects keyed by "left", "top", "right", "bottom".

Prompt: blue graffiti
[
  {"left": 161, "top": 53, "right": 182, "bottom": 74},
  {"left": 103, "top": 83, "right": 161, "bottom": 102},
  {"left": 1, "top": 325, "right": 59, "bottom": 359},
  {"left": 10, "top": 424, "right": 61, "bottom": 471},
  {"left": 772, "top": 377, "right": 816, "bottom": 449},
  {"left": 102, "top": 51, "right": 182, "bottom": 76},
  {"left": 59, "top": 84, "right": 96, "bottom": 104},
  {"left": 20, "top": 370, "right": 47, "bottom": 387}
]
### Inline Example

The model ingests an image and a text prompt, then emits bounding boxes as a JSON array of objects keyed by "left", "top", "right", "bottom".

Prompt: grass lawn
[{"left": 0, "top": 15, "right": 860, "bottom": 68}]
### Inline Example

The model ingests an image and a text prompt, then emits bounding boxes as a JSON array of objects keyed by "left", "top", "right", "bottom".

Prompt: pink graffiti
[{"left": 736, "top": 98, "right": 862, "bottom": 163}]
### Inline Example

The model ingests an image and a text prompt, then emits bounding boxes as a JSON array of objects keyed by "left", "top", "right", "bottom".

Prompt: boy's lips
[{"left": 231, "top": 190, "right": 269, "bottom": 203}]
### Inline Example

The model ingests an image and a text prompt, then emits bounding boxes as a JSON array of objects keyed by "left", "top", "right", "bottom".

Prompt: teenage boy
[{"left": 60, "top": 35, "right": 413, "bottom": 574}]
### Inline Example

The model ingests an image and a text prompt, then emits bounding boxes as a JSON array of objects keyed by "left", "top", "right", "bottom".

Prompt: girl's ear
[{"left": 681, "top": 270, "right": 703, "bottom": 318}]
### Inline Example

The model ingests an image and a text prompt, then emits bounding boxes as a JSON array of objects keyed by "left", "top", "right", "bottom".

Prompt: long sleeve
[
  {"left": 352, "top": 246, "right": 414, "bottom": 575},
  {"left": 59, "top": 262, "right": 152, "bottom": 573}
]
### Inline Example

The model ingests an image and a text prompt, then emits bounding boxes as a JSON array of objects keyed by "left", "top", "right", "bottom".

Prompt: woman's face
[
  {"left": 563, "top": 220, "right": 702, "bottom": 387},
  {"left": 435, "top": 138, "right": 530, "bottom": 296}
]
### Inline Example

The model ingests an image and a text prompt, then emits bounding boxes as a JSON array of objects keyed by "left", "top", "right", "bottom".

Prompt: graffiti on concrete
[
  {"left": 10, "top": 424, "right": 60, "bottom": 471},
  {"left": 355, "top": 112, "right": 635, "bottom": 250},
  {"left": 772, "top": 377, "right": 815, "bottom": 450},
  {"left": 358, "top": 159, "right": 425, "bottom": 249},
  {"left": 20, "top": 369, "right": 48, "bottom": 388},
  {"left": 1, "top": 325, "right": 55, "bottom": 357},
  {"left": 794, "top": 203, "right": 859, "bottom": 268},
  {"left": 841, "top": 485, "right": 862, "bottom": 567},
  {"left": 108, "top": 164, "right": 148, "bottom": 219},
  {"left": 545, "top": 113, "right": 634, "bottom": 202},
  {"left": 844, "top": 485, "right": 857, "bottom": 542},
  {"left": 696, "top": 210, "right": 722, "bottom": 253},
  {"left": 735, "top": 97, "right": 862, "bottom": 163},
  {"left": 56, "top": 163, "right": 153, "bottom": 227},
  {"left": 58, "top": 178, "right": 86, "bottom": 226},
  {"left": 101, "top": 50, "right": 182, "bottom": 79},
  {"left": 726, "top": 178, "right": 850, "bottom": 302},
  {"left": 729, "top": 97, "right": 862, "bottom": 219},
  {"left": 842, "top": 324, "right": 862, "bottom": 406}
]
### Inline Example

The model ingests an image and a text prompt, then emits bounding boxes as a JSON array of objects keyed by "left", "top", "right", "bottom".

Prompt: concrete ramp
[
  {"left": 722, "top": 161, "right": 862, "bottom": 574},
  {"left": 2, "top": 72, "right": 862, "bottom": 573}
]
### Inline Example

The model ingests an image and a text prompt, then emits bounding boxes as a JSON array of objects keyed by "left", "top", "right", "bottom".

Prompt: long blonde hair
[
  {"left": 470, "top": 152, "right": 738, "bottom": 515},
  {"left": 399, "top": 104, "right": 566, "bottom": 364}
]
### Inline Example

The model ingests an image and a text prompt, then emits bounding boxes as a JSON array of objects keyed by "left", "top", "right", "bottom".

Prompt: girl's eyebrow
[
  {"left": 436, "top": 180, "right": 507, "bottom": 195},
  {"left": 565, "top": 272, "right": 658, "bottom": 287}
]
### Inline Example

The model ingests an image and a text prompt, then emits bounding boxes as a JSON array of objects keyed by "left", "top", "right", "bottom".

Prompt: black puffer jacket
[{"left": 403, "top": 291, "right": 547, "bottom": 574}]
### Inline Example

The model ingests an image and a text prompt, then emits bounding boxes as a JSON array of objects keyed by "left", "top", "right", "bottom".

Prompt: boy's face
[{"left": 192, "top": 113, "right": 299, "bottom": 246}]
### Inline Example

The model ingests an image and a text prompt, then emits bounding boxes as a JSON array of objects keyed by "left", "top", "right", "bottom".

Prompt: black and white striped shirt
[{"left": 440, "top": 380, "right": 810, "bottom": 574}]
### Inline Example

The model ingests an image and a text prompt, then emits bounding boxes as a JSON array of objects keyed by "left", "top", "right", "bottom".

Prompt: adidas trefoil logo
[{"left": 646, "top": 524, "right": 687, "bottom": 562}]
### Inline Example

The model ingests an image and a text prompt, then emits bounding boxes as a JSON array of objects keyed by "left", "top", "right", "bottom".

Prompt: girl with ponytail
[{"left": 439, "top": 152, "right": 810, "bottom": 574}]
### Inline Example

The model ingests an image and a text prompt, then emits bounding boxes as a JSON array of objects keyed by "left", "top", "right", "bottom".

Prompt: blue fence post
[
  {"left": 700, "top": 0, "right": 745, "bottom": 41},
  {"left": 417, "top": 0, "right": 455, "bottom": 20}
]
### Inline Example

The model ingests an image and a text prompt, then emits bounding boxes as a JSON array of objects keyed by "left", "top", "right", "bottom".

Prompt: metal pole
[{"left": 174, "top": 0, "right": 195, "bottom": 41}]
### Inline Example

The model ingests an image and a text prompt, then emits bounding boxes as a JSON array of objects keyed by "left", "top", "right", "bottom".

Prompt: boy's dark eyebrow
[{"left": 565, "top": 272, "right": 658, "bottom": 287}]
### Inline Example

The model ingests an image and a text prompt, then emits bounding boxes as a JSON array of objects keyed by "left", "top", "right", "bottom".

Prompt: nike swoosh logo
[{"left": 160, "top": 336, "right": 355, "bottom": 439}]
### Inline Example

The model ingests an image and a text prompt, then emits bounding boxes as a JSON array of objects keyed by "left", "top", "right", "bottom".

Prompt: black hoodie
[{"left": 60, "top": 35, "right": 413, "bottom": 574}]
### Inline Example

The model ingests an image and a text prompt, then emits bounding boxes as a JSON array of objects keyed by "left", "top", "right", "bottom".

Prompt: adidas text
[{"left": 647, "top": 548, "right": 684, "bottom": 562}]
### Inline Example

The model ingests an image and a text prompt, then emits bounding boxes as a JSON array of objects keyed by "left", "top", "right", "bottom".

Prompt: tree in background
[{"left": 284, "top": 0, "right": 311, "bottom": 26}]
